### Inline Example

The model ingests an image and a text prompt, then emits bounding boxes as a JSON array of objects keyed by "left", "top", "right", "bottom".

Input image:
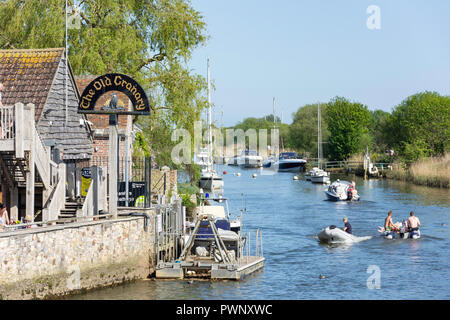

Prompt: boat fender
[{"left": 329, "top": 225, "right": 337, "bottom": 229}]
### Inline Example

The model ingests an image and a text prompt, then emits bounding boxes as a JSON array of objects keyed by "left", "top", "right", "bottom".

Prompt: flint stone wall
[{"left": 0, "top": 215, "right": 154, "bottom": 300}]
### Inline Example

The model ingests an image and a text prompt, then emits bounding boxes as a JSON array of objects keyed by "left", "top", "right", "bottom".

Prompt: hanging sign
[{"left": 78, "top": 73, "right": 151, "bottom": 115}]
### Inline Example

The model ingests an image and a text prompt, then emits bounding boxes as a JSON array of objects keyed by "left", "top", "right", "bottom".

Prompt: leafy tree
[
  {"left": 0, "top": 0, "right": 209, "bottom": 167},
  {"left": 386, "top": 91, "right": 450, "bottom": 163},
  {"left": 326, "top": 97, "right": 371, "bottom": 161},
  {"left": 289, "top": 103, "right": 329, "bottom": 158}
]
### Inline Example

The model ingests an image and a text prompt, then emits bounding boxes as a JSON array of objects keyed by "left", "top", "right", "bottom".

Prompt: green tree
[
  {"left": 326, "top": 97, "right": 371, "bottom": 161},
  {"left": 0, "top": 0, "right": 209, "bottom": 167},
  {"left": 289, "top": 103, "right": 329, "bottom": 158},
  {"left": 386, "top": 91, "right": 450, "bottom": 163}
]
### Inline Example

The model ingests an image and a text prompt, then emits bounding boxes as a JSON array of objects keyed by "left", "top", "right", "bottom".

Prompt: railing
[
  {"left": 42, "top": 163, "right": 66, "bottom": 221},
  {"left": 240, "top": 228, "right": 264, "bottom": 264},
  {"left": 1, "top": 213, "right": 115, "bottom": 233},
  {"left": 0, "top": 105, "right": 14, "bottom": 140},
  {"left": 79, "top": 166, "right": 108, "bottom": 217}
]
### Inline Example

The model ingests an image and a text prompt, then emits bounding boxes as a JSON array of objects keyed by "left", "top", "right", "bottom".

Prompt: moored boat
[{"left": 274, "top": 152, "right": 306, "bottom": 172}]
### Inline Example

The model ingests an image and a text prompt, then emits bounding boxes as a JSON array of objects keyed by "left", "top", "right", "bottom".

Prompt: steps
[{"left": 58, "top": 199, "right": 83, "bottom": 220}]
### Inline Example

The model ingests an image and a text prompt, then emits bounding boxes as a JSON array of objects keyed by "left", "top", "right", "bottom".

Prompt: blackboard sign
[
  {"left": 78, "top": 73, "right": 151, "bottom": 115},
  {"left": 118, "top": 182, "right": 147, "bottom": 207}
]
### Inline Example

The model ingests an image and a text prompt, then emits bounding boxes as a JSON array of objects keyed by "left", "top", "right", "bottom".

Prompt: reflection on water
[{"left": 70, "top": 168, "right": 450, "bottom": 300}]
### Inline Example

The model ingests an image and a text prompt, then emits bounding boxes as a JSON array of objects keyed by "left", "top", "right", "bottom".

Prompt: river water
[{"left": 71, "top": 165, "right": 450, "bottom": 300}]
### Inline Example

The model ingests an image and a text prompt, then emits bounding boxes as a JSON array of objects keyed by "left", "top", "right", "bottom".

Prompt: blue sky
[{"left": 189, "top": 0, "right": 450, "bottom": 126}]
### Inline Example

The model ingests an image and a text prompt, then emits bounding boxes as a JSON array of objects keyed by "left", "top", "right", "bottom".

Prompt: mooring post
[{"left": 108, "top": 115, "right": 118, "bottom": 218}]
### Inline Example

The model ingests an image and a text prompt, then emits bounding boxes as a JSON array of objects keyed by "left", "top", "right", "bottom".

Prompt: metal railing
[
  {"left": 1, "top": 213, "right": 115, "bottom": 233},
  {"left": 240, "top": 228, "right": 264, "bottom": 264}
]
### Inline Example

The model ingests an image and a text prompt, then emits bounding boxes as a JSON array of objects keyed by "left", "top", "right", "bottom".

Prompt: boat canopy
[{"left": 197, "top": 205, "right": 226, "bottom": 219}]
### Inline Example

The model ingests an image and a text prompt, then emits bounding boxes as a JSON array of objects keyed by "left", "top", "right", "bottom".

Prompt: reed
[{"left": 386, "top": 154, "right": 450, "bottom": 188}]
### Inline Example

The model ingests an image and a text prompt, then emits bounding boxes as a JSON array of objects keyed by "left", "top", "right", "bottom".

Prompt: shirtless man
[
  {"left": 407, "top": 211, "right": 421, "bottom": 232},
  {"left": 384, "top": 210, "right": 398, "bottom": 232}
]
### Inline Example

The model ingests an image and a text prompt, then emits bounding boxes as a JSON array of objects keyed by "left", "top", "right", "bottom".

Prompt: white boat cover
[{"left": 197, "top": 205, "right": 226, "bottom": 219}]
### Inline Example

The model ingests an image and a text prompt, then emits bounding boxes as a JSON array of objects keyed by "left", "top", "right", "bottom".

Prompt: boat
[
  {"left": 318, "top": 225, "right": 372, "bottom": 244},
  {"left": 324, "top": 179, "right": 360, "bottom": 201},
  {"left": 198, "top": 170, "right": 224, "bottom": 191},
  {"left": 305, "top": 167, "right": 321, "bottom": 181},
  {"left": 262, "top": 155, "right": 275, "bottom": 168},
  {"left": 274, "top": 152, "right": 307, "bottom": 172},
  {"left": 227, "top": 155, "right": 239, "bottom": 166},
  {"left": 194, "top": 147, "right": 209, "bottom": 171},
  {"left": 379, "top": 221, "right": 421, "bottom": 240},
  {"left": 310, "top": 168, "right": 330, "bottom": 183},
  {"left": 310, "top": 102, "right": 330, "bottom": 183},
  {"left": 238, "top": 150, "right": 263, "bottom": 168},
  {"left": 198, "top": 58, "right": 223, "bottom": 193}
]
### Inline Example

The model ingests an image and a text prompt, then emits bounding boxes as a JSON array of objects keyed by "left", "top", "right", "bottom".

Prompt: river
[{"left": 70, "top": 165, "right": 450, "bottom": 300}]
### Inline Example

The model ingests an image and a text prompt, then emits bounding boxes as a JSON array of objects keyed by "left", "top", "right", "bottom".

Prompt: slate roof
[{"left": 0, "top": 48, "right": 64, "bottom": 122}]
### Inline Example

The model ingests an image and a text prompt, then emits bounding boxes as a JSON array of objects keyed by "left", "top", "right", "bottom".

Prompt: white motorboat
[
  {"left": 324, "top": 179, "right": 360, "bottom": 201},
  {"left": 274, "top": 152, "right": 307, "bottom": 172},
  {"left": 238, "top": 150, "right": 263, "bottom": 168},
  {"left": 262, "top": 155, "right": 276, "bottom": 168},
  {"left": 194, "top": 147, "right": 209, "bottom": 171},
  {"left": 305, "top": 167, "right": 321, "bottom": 181},
  {"left": 310, "top": 168, "right": 330, "bottom": 183},
  {"left": 227, "top": 155, "right": 239, "bottom": 166},
  {"left": 198, "top": 170, "right": 224, "bottom": 192},
  {"left": 318, "top": 225, "right": 372, "bottom": 244}
]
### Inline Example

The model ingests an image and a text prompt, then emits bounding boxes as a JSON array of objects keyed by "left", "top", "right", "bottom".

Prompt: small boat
[
  {"left": 274, "top": 152, "right": 307, "bottom": 172},
  {"left": 379, "top": 221, "right": 421, "bottom": 240},
  {"left": 310, "top": 168, "right": 330, "bottom": 183},
  {"left": 194, "top": 147, "right": 210, "bottom": 171},
  {"left": 305, "top": 167, "right": 321, "bottom": 181},
  {"left": 324, "top": 180, "right": 360, "bottom": 201},
  {"left": 238, "top": 150, "right": 263, "bottom": 168},
  {"left": 318, "top": 225, "right": 372, "bottom": 244},
  {"left": 262, "top": 155, "right": 275, "bottom": 168}
]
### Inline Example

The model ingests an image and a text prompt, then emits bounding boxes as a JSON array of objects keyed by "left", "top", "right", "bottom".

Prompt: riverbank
[{"left": 385, "top": 154, "right": 450, "bottom": 188}]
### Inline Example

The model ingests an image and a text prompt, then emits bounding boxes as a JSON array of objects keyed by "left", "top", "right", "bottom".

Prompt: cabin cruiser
[
  {"left": 324, "top": 180, "right": 360, "bottom": 201},
  {"left": 262, "top": 155, "right": 276, "bottom": 168},
  {"left": 274, "top": 152, "right": 306, "bottom": 172},
  {"left": 318, "top": 225, "right": 372, "bottom": 244},
  {"left": 194, "top": 147, "right": 210, "bottom": 171},
  {"left": 198, "top": 170, "right": 224, "bottom": 192},
  {"left": 305, "top": 167, "right": 321, "bottom": 181},
  {"left": 238, "top": 150, "right": 263, "bottom": 168},
  {"left": 379, "top": 221, "right": 421, "bottom": 240},
  {"left": 227, "top": 155, "right": 239, "bottom": 166},
  {"left": 310, "top": 168, "right": 330, "bottom": 183}
]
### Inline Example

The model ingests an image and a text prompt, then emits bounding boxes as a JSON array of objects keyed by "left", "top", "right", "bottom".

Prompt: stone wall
[{"left": 0, "top": 215, "right": 155, "bottom": 300}]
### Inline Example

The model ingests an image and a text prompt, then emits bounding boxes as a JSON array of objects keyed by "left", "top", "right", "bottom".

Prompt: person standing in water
[{"left": 343, "top": 217, "right": 352, "bottom": 234}]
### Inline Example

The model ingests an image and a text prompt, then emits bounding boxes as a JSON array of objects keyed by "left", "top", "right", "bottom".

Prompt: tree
[
  {"left": 386, "top": 91, "right": 450, "bottom": 163},
  {"left": 289, "top": 103, "right": 329, "bottom": 158},
  {"left": 326, "top": 97, "right": 371, "bottom": 161},
  {"left": 0, "top": 0, "right": 209, "bottom": 166}
]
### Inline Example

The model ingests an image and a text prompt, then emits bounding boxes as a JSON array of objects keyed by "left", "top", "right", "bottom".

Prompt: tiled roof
[{"left": 0, "top": 48, "right": 64, "bottom": 122}]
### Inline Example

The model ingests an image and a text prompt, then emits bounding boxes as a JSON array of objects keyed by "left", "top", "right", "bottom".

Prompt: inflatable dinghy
[
  {"left": 318, "top": 225, "right": 372, "bottom": 244},
  {"left": 378, "top": 220, "right": 421, "bottom": 240}
]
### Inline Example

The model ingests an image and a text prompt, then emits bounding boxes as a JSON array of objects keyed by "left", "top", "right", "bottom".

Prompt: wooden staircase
[{"left": 58, "top": 198, "right": 84, "bottom": 220}]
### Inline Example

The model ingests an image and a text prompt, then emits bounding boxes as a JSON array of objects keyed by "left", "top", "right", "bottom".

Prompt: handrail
[
  {"left": 1, "top": 213, "right": 115, "bottom": 232},
  {"left": 0, "top": 105, "right": 15, "bottom": 140}
]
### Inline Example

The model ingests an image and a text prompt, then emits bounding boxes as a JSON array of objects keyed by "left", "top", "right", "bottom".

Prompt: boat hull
[{"left": 318, "top": 226, "right": 371, "bottom": 244}]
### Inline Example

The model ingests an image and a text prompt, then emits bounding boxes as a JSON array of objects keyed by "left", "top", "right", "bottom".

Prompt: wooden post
[
  {"left": 14, "top": 102, "right": 24, "bottom": 159},
  {"left": 26, "top": 104, "right": 35, "bottom": 222},
  {"left": 9, "top": 186, "right": 18, "bottom": 222},
  {"left": 108, "top": 115, "right": 118, "bottom": 218}
]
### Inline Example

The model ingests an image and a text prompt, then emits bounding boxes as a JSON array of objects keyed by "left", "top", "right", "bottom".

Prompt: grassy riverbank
[{"left": 386, "top": 154, "right": 450, "bottom": 188}]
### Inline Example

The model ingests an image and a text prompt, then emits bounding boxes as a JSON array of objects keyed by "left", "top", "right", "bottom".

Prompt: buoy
[
  {"left": 319, "top": 275, "right": 326, "bottom": 279},
  {"left": 223, "top": 171, "right": 227, "bottom": 175},
  {"left": 293, "top": 176, "right": 299, "bottom": 180},
  {"left": 235, "top": 172, "right": 241, "bottom": 177},
  {"left": 252, "top": 173, "right": 257, "bottom": 179}
]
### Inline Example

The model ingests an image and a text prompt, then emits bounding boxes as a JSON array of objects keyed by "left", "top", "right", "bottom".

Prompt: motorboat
[
  {"left": 317, "top": 225, "right": 372, "bottom": 244},
  {"left": 305, "top": 167, "right": 321, "bottom": 181},
  {"left": 198, "top": 170, "right": 224, "bottom": 192},
  {"left": 262, "top": 155, "right": 276, "bottom": 168},
  {"left": 274, "top": 152, "right": 306, "bottom": 172},
  {"left": 227, "top": 155, "right": 239, "bottom": 166},
  {"left": 379, "top": 221, "right": 421, "bottom": 240},
  {"left": 194, "top": 147, "right": 210, "bottom": 171},
  {"left": 238, "top": 150, "right": 263, "bottom": 168},
  {"left": 310, "top": 168, "right": 330, "bottom": 183},
  {"left": 324, "top": 179, "right": 360, "bottom": 201}
]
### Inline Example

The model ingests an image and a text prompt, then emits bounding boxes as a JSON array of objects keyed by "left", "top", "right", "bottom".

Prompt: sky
[{"left": 189, "top": 0, "right": 450, "bottom": 126}]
